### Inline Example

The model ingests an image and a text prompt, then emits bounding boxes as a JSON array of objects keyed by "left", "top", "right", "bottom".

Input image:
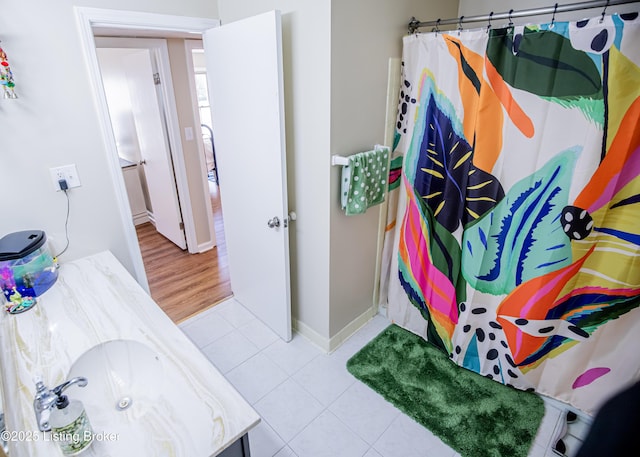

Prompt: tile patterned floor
[{"left": 179, "top": 298, "right": 587, "bottom": 457}]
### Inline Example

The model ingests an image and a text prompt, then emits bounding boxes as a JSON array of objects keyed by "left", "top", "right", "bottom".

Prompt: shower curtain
[{"left": 383, "top": 12, "right": 640, "bottom": 414}]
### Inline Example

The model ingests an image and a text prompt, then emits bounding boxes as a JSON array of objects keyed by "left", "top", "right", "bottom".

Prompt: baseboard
[
  {"left": 328, "top": 306, "right": 377, "bottom": 353},
  {"left": 292, "top": 305, "right": 377, "bottom": 354},
  {"left": 196, "top": 239, "right": 215, "bottom": 253},
  {"left": 133, "top": 212, "right": 149, "bottom": 226},
  {"left": 292, "top": 318, "right": 331, "bottom": 353}
]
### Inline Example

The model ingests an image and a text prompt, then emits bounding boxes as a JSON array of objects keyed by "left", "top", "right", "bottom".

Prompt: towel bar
[
  {"left": 332, "top": 146, "right": 386, "bottom": 166},
  {"left": 331, "top": 155, "right": 350, "bottom": 166}
]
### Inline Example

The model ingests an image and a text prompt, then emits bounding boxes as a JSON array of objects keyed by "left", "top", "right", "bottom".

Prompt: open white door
[
  {"left": 204, "top": 10, "right": 292, "bottom": 341},
  {"left": 122, "top": 49, "right": 187, "bottom": 250}
]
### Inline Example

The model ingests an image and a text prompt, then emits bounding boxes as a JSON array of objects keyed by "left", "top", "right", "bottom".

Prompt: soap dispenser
[{"left": 49, "top": 388, "right": 93, "bottom": 455}]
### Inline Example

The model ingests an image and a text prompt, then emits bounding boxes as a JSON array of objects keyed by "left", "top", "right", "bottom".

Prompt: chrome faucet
[{"left": 33, "top": 376, "right": 88, "bottom": 431}]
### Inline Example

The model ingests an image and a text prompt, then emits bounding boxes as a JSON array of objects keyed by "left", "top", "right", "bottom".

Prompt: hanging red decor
[{"left": 0, "top": 43, "right": 18, "bottom": 99}]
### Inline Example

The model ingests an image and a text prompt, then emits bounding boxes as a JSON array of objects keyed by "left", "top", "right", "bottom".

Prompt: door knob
[
  {"left": 267, "top": 217, "right": 280, "bottom": 229},
  {"left": 139, "top": 159, "right": 147, "bottom": 166}
]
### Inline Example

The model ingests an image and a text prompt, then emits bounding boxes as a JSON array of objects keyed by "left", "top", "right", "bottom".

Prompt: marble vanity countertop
[{"left": 0, "top": 251, "right": 260, "bottom": 457}]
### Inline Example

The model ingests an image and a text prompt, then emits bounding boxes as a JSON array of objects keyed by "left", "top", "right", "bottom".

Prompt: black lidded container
[{"left": 0, "top": 230, "right": 58, "bottom": 313}]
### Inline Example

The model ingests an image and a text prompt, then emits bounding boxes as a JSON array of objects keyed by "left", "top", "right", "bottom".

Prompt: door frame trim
[
  {"left": 75, "top": 7, "right": 220, "bottom": 287},
  {"left": 184, "top": 38, "right": 217, "bottom": 253},
  {"left": 95, "top": 37, "right": 189, "bottom": 251}
]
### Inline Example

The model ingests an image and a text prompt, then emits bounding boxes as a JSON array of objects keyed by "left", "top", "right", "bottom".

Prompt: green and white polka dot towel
[{"left": 341, "top": 146, "right": 390, "bottom": 216}]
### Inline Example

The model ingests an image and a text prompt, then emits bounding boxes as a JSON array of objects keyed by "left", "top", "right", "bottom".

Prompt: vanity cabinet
[
  {"left": 0, "top": 251, "right": 259, "bottom": 456},
  {"left": 220, "top": 434, "right": 251, "bottom": 457}
]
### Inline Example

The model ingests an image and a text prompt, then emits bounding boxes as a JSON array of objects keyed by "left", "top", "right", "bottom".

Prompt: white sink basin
[
  {"left": 67, "top": 339, "right": 164, "bottom": 416},
  {"left": 65, "top": 340, "right": 167, "bottom": 455}
]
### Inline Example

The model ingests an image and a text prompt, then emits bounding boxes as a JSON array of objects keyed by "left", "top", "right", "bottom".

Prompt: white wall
[
  {"left": 218, "top": 0, "right": 333, "bottom": 340},
  {"left": 328, "top": 0, "right": 459, "bottom": 337},
  {"left": 459, "top": 0, "right": 639, "bottom": 25},
  {"left": 0, "top": 0, "right": 218, "bottom": 276}
]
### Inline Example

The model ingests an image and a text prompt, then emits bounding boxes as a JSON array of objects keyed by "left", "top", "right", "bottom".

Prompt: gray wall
[
  {"left": 458, "top": 0, "right": 638, "bottom": 25},
  {"left": 328, "top": 0, "right": 459, "bottom": 338}
]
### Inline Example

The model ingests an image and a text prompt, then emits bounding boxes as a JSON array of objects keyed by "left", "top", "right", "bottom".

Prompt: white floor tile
[
  {"left": 254, "top": 378, "right": 324, "bottom": 442},
  {"left": 238, "top": 318, "right": 280, "bottom": 350},
  {"left": 289, "top": 410, "right": 369, "bottom": 457},
  {"left": 329, "top": 382, "right": 400, "bottom": 445},
  {"left": 206, "top": 297, "right": 236, "bottom": 313},
  {"left": 274, "top": 446, "right": 298, "bottom": 457},
  {"left": 216, "top": 300, "right": 257, "bottom": 328},
  {"left": 200, "top": 330, "right": 259, "bottom": 373},
  {"left": 292, "top": 354, "right": 355, "bottom": 406},
  {"left": 177, "top": 309, "right": 205, "bottom": 329},
  {"left": 373, "top": 413, "right": 456, "bottom": 457},
  {"left": 363, "top": 449, "right": 383, "bottom": 457},
  {"left": 262, "top": 333, "right": 321, "bottom": 375},
  {"left": 186, "top": 302, "right": 563, "bottom": 457},
  {"left": 528, "top": 443, "right": 548, "bottom": 457},
  {"left": 351, "top": 314, "right": 391, "bottom": 342},
  {"left": 226, "top": 352, "right": 289, "bottom": 404},
  {"left": 330, "top": 315, "right": 390, "bottom": 365},
  {"left": 535, "top": 401, "right": 563, "bottom": 449},
  {"left": 180, "top": 311, "right": 234, "bottom": 348},
  {"left": 178, "top": 298, "right": 233, "bottom": 327},
  {"left": 248, "top": 419, "right": 286, "bottom": 457}
]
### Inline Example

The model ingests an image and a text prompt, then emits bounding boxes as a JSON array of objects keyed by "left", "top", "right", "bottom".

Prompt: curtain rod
[{"left": 408, "top": 0, "right": 640, "bottom": 32}]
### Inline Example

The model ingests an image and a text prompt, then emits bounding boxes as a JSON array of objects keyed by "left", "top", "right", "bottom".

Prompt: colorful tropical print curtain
[{"left": 383, "top": 12, "right": 640, "bottom": 414}]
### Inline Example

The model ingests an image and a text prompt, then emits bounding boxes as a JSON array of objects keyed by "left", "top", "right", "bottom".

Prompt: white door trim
[
  {"left": 184, "top": 38, "right": 216, "bottom": 252},
  {"left": 74, "top": 7, "right": 220, "bottom": 287},
  {"left": 95, "top": 37, "right": 190, "bottom": 251}
]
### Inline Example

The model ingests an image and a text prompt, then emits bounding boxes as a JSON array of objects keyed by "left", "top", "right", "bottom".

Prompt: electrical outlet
[{"left": 50, "top": 164, "right": 81, "bottom": 191}]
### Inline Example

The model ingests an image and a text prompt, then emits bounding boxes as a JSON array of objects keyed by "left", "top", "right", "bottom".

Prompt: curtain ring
[
  {"left": 508, "top": 9, "right": 514, "bottom": 26},
  {"left": 435, "top": 18, "right": 441, "bottom": 35},
  {"left": 550, "top": 3, "right": 558, "bottom": 28},
  {"left": 487, "top": 11, "right": 494, "bottom": 33},
  {"left": 458, "top": 16, "right": 464, "bottom": 35},
  {"left": 600, "top": 0, "right": 610, "bottom": 23}
]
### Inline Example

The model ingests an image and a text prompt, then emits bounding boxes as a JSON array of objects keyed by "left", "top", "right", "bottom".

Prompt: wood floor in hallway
[{"left": 136, "top": 181, "right": 232, "bottom": 323}]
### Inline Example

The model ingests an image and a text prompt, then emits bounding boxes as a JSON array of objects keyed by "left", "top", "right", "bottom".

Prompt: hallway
[{"left": 136, "top": 181, "right": 232, "bottom": 323}]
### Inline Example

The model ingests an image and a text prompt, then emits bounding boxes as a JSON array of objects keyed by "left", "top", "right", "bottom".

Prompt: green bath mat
[{"left": 347, "top": 324, "right": 545, "bottom": 457}]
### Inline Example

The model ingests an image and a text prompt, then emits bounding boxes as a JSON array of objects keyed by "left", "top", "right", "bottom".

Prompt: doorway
[
  {"left": 76, "top": 7, "right": 293, "bottom": 342},
  {"left": 93, "top": 34, "right": 233, "bottom": 323}
]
